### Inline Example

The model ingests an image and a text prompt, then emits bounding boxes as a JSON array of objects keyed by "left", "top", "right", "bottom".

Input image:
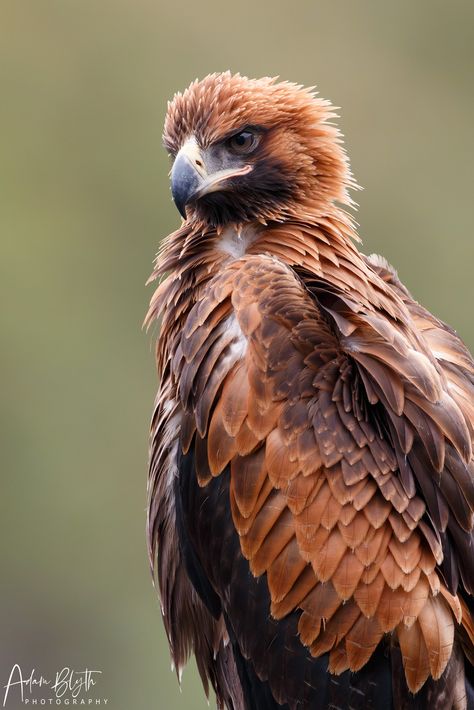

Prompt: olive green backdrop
[{"left": 1, "top": 1, "right": 473, "bottom": 709}]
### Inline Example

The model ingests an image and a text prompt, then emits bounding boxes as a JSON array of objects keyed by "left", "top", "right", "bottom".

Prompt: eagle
[{"left": 146, "top": 72, "right": 474, "bottom": 709}]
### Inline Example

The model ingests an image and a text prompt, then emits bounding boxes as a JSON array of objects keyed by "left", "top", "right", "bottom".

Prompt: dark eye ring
[{"left": 228, "top": 130, "right": 259, "bottom": 155}]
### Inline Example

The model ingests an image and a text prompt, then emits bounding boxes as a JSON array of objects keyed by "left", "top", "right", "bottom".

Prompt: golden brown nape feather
[
  {"left": 148, "top": 72, "right": 474, "bottom": 710},
  {"left": 162, "top": 71, "right": 357, "bottom": 226}
]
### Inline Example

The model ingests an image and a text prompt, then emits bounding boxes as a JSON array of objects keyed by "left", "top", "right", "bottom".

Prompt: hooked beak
[{"left": 170, "top": 138, "right": 252, "bottom": 218}]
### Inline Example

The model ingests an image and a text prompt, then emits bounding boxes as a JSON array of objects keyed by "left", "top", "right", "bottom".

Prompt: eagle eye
[{"left": 227, "top": 129, "right": 259, "bottom": 155}]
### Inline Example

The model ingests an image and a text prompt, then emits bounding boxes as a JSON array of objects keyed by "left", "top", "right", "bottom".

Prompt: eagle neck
[
  {"left": 248, "top": 208, "right": 363, "bottom": 277},
  {"left": 146, "top": 208, "right": 362, "bottom": 373}
]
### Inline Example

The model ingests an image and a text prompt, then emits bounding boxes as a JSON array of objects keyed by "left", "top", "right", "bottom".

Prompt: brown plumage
[{"left": 146, "top": 72, "right": 474, "bottom": 709}]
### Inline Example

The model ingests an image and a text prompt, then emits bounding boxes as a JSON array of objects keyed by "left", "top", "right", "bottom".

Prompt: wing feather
[{"left": 161, "top": 249, "right": 474, "bottom": 698}]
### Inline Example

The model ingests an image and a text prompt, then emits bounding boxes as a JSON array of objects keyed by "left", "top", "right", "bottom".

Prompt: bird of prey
[{"left": 146, "top": 72, "right": 474, "bottom": 709}]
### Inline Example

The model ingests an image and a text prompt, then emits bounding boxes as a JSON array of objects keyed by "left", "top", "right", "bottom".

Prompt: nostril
[{"left": 195, "top": 159, "right": 203, "bottom": 168}]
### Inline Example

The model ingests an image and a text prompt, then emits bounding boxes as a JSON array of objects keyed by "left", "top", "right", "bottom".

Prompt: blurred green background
[{"left": 1, "top": 1, "right": 473, "bottom": 708}]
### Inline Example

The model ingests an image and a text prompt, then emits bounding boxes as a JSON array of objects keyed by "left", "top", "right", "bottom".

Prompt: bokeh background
[{"left": 1, "top": 1, "right": 473, "bottom": 708}]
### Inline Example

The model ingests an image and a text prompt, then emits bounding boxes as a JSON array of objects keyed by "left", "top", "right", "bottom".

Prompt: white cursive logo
[{"left": 3, "top": 665, "right": 108, "bottom": 707}]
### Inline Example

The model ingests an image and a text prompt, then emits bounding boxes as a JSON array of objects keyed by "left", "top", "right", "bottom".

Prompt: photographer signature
[{"left": 3, "top": 665, "right": 106, "bottom": 706}]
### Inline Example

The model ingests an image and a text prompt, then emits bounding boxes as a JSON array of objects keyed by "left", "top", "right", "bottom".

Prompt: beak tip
[{"left": 173, "top": 194, "right": 187, "bottom": 219}]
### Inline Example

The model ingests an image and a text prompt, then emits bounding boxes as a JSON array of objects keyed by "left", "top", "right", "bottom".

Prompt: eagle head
[{"left": 163, "top": 72, "right": 355, "bottom": 227}]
